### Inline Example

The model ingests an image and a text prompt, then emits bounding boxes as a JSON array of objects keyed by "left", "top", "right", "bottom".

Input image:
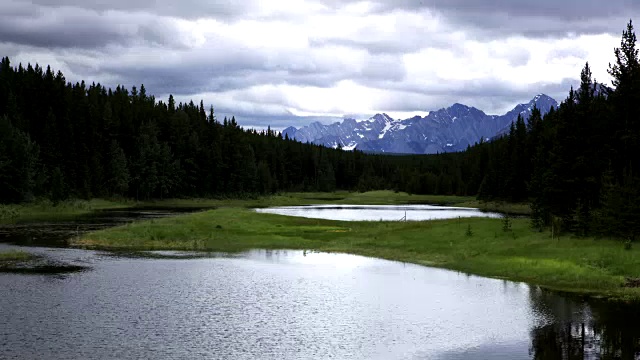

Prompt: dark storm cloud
[
  {"left": 131, "top": 68, "right": 350, "bottom": 97},
  {"left": 99, "top": 45, "right": 407, "bottom": 96},
  {"left": 447, "top": 13, "right": 635, "bottom": 38},
  {"left": 99, "top": 46, "right": 270, "bottom": 94},
  {"left": 0, "top": 1, "right": 192, "bottom": 49},
  {"left": 326, "top": 0, "right": 637, "bottom": 20},
  {"left": 101, "top": 56, "right": 350, "bottom": 96},
  {"left": 324, "top": 0, "right": 640, "bottom": 37},
  {"left": 367, "top": 0, "right": 635, "bottom": 20},
  {"left": 28, "top": 0, "right": 256, "bottom": 20}
]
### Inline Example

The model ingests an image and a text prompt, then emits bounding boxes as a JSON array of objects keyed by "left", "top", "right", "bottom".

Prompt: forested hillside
[
  {"left": 1, "top": 20, "right": 640, "bottom": 240},
  {"left": 0, "top": 53, "right": 491, "bottom": 203},
  {"left": 474, "top": 20, "right": 640, "bottom": 240},
  {"left": 0, "top": 54, "right": 452, "bottom": 202}
]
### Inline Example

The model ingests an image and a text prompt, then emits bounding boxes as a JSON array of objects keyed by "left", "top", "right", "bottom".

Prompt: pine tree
[
  {"left": 107, "top": 140, "right": 130, "bottom": 196},
  {"left": 257, "top": 161, "right": 275, "bottom": 194},
  {"left": 318, "top": 153, "right": 336, "bottom": 192},
  {"left": 608, "top": 20, "right": 640, "bottom": 180},
  {"left": 0, "top": 115, "right": 40, "bottom": 203},
  {"left": 50, "top": 167, "right": 66, "bottom": 206}
]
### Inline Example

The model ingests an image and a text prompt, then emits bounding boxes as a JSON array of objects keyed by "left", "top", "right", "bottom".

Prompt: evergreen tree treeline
[
  {"left": 0, "top": 56, "right": 487, "bottom": 202},
  {"left": 477, "top": 20, "right": 640, "bottom": 240}
]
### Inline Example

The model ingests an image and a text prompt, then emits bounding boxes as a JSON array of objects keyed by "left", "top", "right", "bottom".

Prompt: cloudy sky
[{"left": 1, "top": 0, "right": 638, "bottom": 129}]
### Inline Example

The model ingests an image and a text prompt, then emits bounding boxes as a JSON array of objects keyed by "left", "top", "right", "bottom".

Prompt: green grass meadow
[
  {"left": 0, "top": 198, "right": 132, "bottom": 224},
  {"left": 0, "top": 250, "right": 34, "bottom": 262}
]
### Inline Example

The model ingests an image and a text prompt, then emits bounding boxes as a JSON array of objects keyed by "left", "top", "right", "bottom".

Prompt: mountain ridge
[{"left": 283, "top": 94, "right": 558, "bottom": 154}]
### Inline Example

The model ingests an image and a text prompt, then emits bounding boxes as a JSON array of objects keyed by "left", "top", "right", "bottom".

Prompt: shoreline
[
  {"left": 66, "top": 193, "right": 638, "bottom": 301},
  {"left": 6, "top": 191, "right": 636, "bottom": 300},
  {"left": 0, "top": 250, "right": 87, "bottom": 274},
  {"left": 0, "top": 191, "right": 530, "bottom": 225}
]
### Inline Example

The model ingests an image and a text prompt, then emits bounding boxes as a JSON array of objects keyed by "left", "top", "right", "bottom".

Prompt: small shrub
[
  {"left": 465, "top": 224, "right": 473, "bottom": 237},
  {"left": 502, "top": 214, "right": 512, "bottom": 232},
  {"left": 624, "top": 239, "right": 632, "bottom": 251},
  {"left": 216, "top": 225, "right": 223, "bottom": 229},
  {"left": 0, "top": 205, "right": 20, "bottom": 220}
]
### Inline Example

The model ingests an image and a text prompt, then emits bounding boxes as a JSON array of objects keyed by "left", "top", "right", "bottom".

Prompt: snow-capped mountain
[
  {"left": 282, "top": 94, "right": 558, "bottom": 154},
  {"left": 494, "top": 93, "right": 559, "bottom": 136},
  {"left": 282, "top": 113, "right": 396, "bottom": 151}
]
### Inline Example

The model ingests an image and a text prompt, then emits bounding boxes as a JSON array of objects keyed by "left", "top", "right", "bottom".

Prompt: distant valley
[{"left": 283, "top": 94, "right": 558, "bottom": 154}]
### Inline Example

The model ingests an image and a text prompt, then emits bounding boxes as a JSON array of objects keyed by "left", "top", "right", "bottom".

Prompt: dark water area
[
  {"left": 1, "top": 209, "right": 639, "bottom": 359},
  {"left": 0, "top": 208, "right": 201, "bottom": 247}
]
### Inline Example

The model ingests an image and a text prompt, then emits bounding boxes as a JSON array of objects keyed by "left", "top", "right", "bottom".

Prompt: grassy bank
[
  {"left": 0, "top": 250, "right": 87, "bottom": 274},
  {"left": 0, "top": 199, "right": 132, "bottom": 224},
  {"left": 74, "top": 205, "right": 639, "bottom": 300},
  {"left": 134, "top": 191, "right": 476, "bottom": 208},
  {"left": 455, "top": 200, "right": 531, "bottom": 216},
  {"left": 0, "top": 250, "right": 35, "bottom": 262},
  {"left": 0, "top": 191, "right": 528, "bottom": 225},
  {"left": 0, "top": 250, "right": 88, "bottom": 274},
  {"left": 136, "top": 192, "right": 530, "bottom": 217},
  {"left": 0, "top": 249, "right": 39, "bottom": 272},
  {"left": 133, "top": 190, "right": 526, "bottom": 214}
]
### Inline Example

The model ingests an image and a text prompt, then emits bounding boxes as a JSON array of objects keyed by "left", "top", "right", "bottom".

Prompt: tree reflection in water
[{"left": 528, "top": 286, "right": 640, "bottom": 359}]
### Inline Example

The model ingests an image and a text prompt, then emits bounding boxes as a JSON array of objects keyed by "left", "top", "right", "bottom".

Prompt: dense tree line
[
  {"left": 475, "top": 20, "right": 640, "bottom": 240},
  {"left": 0, "top": 55, "right": 471, "bottom": 202}
]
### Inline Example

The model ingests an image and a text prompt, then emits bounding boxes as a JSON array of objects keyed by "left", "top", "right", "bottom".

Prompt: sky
[{"left": 1, "top": 1, "right": 638, "bottom": 130}]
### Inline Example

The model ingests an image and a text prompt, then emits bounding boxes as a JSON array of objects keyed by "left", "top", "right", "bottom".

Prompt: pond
[
  {"left": 0, "top": 247, "right": 639, "bottom": 359},
  {"left": 255, "top": 204, "right": 502, "bottom": 221},
  {"left": 1, "top": 208, "right": 639, "bottom": 359}
]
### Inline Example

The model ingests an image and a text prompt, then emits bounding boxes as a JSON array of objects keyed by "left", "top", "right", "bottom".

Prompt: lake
[
  {"left": 255, "top": 204, "right": 503, "bottom": 221},
  {"left": 1, "top": 246, "right": 639, "bottom": 359},
  {"left": 1, "top": 208, "right": 639, "bottom": 359}
]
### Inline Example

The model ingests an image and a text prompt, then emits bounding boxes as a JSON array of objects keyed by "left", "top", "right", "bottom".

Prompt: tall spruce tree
[{"left": 107, "top": 140, "right": 130, "bottom": 196}]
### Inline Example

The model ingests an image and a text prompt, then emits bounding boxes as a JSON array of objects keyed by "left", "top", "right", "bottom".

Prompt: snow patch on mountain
[
  {"left": 379, "top": 121, "right": 393, "bottom": 139},
  {"left": 343, "top": 142, "right": 358, "bottom": 151}
]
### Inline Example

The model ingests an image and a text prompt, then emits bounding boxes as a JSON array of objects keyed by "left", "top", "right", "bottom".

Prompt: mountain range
[{"left": 282, "top": 94, "right": 558, "bottom": 154}]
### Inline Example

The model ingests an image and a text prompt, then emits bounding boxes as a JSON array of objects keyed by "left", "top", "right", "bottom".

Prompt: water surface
[
  {"left": 0, "top": 208, "right": 199, "bottom": 247},
  {"left": 1, "top": 247, "right": 639, "bottom": 359},
  {"left": 1, "top": 208, "right": 639, "bottom": 359},
  {"left": 256, "top": 204, "right": 502, "bottom": 221}
]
